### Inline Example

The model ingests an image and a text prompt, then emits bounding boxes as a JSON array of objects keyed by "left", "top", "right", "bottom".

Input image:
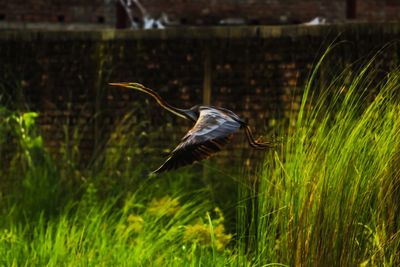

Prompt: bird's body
[
  {"left": 154, "top": 105, "right": 242, "bottom": 172},
  {"left": 109, "top": 83, "right": 273, "bottom": 173}
]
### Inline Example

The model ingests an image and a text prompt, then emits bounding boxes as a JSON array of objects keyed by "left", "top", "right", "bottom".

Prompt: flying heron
[{"left": 109, "top": 82, "right": 274, "bottom": 173}]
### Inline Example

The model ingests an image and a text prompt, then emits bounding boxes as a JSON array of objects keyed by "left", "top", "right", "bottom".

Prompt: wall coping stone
[{"left": 0, "top": 23, "right": 399, "bottom": 41}]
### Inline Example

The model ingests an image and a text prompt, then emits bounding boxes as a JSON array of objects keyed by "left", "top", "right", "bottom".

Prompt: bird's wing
[{"left": 154, "top": 107, "right": 241, "bottom": 173}]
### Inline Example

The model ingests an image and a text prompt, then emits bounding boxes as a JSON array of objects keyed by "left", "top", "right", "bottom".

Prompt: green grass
[
  {"left": 240, "top": 58, "right": 400, "bottom": 266},
  {"left": 1, "top": 53, "right": 399, "bottom": 266},
  {"left": 1, "top": 195, "right": 234, "bottom": 266}
]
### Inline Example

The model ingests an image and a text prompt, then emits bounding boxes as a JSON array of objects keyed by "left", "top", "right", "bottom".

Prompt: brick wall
[
  {"left": 0, "top": 0, "right": 115, "bottom": 26},
  {"left": 357, "top": 0, "right": 400, "bottom": 22},
  {"left": 0, "top": 1, "right": 399, "bottom": 28},
  {"left": 128, "top": 0, "right": 346, "bottom": 25},
  {"left": 0, "top": 23, "right": 399, "bottom": 166}
]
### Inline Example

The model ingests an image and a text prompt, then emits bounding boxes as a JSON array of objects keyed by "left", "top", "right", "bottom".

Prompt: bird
[
  {"left": 132, "top": 0, "right": 165, "bottom": 29},
  {"left": 109, "top": 82, "right": 274, "bottom": 173},
  {"left": 304, "top": 16, "right": 327, "bottom": 25}
]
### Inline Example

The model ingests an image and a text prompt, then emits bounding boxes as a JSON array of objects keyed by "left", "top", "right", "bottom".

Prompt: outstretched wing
[{"left": 154, "top": 107, "right": 241, "bottom": 173}]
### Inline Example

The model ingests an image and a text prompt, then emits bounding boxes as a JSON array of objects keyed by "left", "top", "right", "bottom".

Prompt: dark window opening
[
  {"left": 0, "top": 14, "right": 5, "bottom": 21},
  {"left": 346, "top": 0, "right": 357, "bottom": 19},
  {"left": 97, "top": 16, "right": 105, "bottom": 23},
  {"left": 180, "top": 18, "right": 188, "bottom": 25},
  {"left": 57, "top": 15, "right": 65, "bottom": 22}
]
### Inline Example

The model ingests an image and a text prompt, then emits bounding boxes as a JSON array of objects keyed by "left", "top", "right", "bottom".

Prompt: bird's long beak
[
  {"left": 108, "top": 82, "right": 195, "bottom": 122},
  {"left": 109, "top": 82, "right": 130, "bottom": 87}
]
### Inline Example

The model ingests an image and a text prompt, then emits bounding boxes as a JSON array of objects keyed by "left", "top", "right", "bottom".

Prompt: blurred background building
[{"left": 0, "top": 0, "right": 399, "bottom": 29}]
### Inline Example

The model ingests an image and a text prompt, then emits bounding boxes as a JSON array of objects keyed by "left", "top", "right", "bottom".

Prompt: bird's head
[{"left": 109, "top": 82, "right": 143, "bottom": 89}]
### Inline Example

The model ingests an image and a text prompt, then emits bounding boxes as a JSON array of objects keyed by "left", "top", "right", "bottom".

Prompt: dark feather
[{"left": 154, "top": 107, "right": 241, "bottom": 173}]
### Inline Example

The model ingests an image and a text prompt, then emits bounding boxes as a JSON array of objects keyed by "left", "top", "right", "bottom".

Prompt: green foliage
[
  {"left": 0, "top": 109, "right": 60, "bottom": 221},
  {"left": 0, "top": 193, "right": 234, "bottom": 266},
  {"left": 239, "top": 58, "right": 400, "bottom": 266},
  {"left": 0, "top": 103, "right": 234, "bottom": 266},
  {"left": 0, "top": 49, "right": 399, "bottom": 266}
]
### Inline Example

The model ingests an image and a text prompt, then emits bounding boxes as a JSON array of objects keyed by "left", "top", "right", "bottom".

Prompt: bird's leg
[
  {"left": 244, "top": 125, "right": 275, "bottom": 149},
  {"left": 255, "top": 136, "right": 266, "bottom": 144}
]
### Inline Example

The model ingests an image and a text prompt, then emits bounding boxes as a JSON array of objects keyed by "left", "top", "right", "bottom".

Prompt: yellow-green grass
[{"left": 0, "top": 50, "right": 399, "bottom": 266}]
